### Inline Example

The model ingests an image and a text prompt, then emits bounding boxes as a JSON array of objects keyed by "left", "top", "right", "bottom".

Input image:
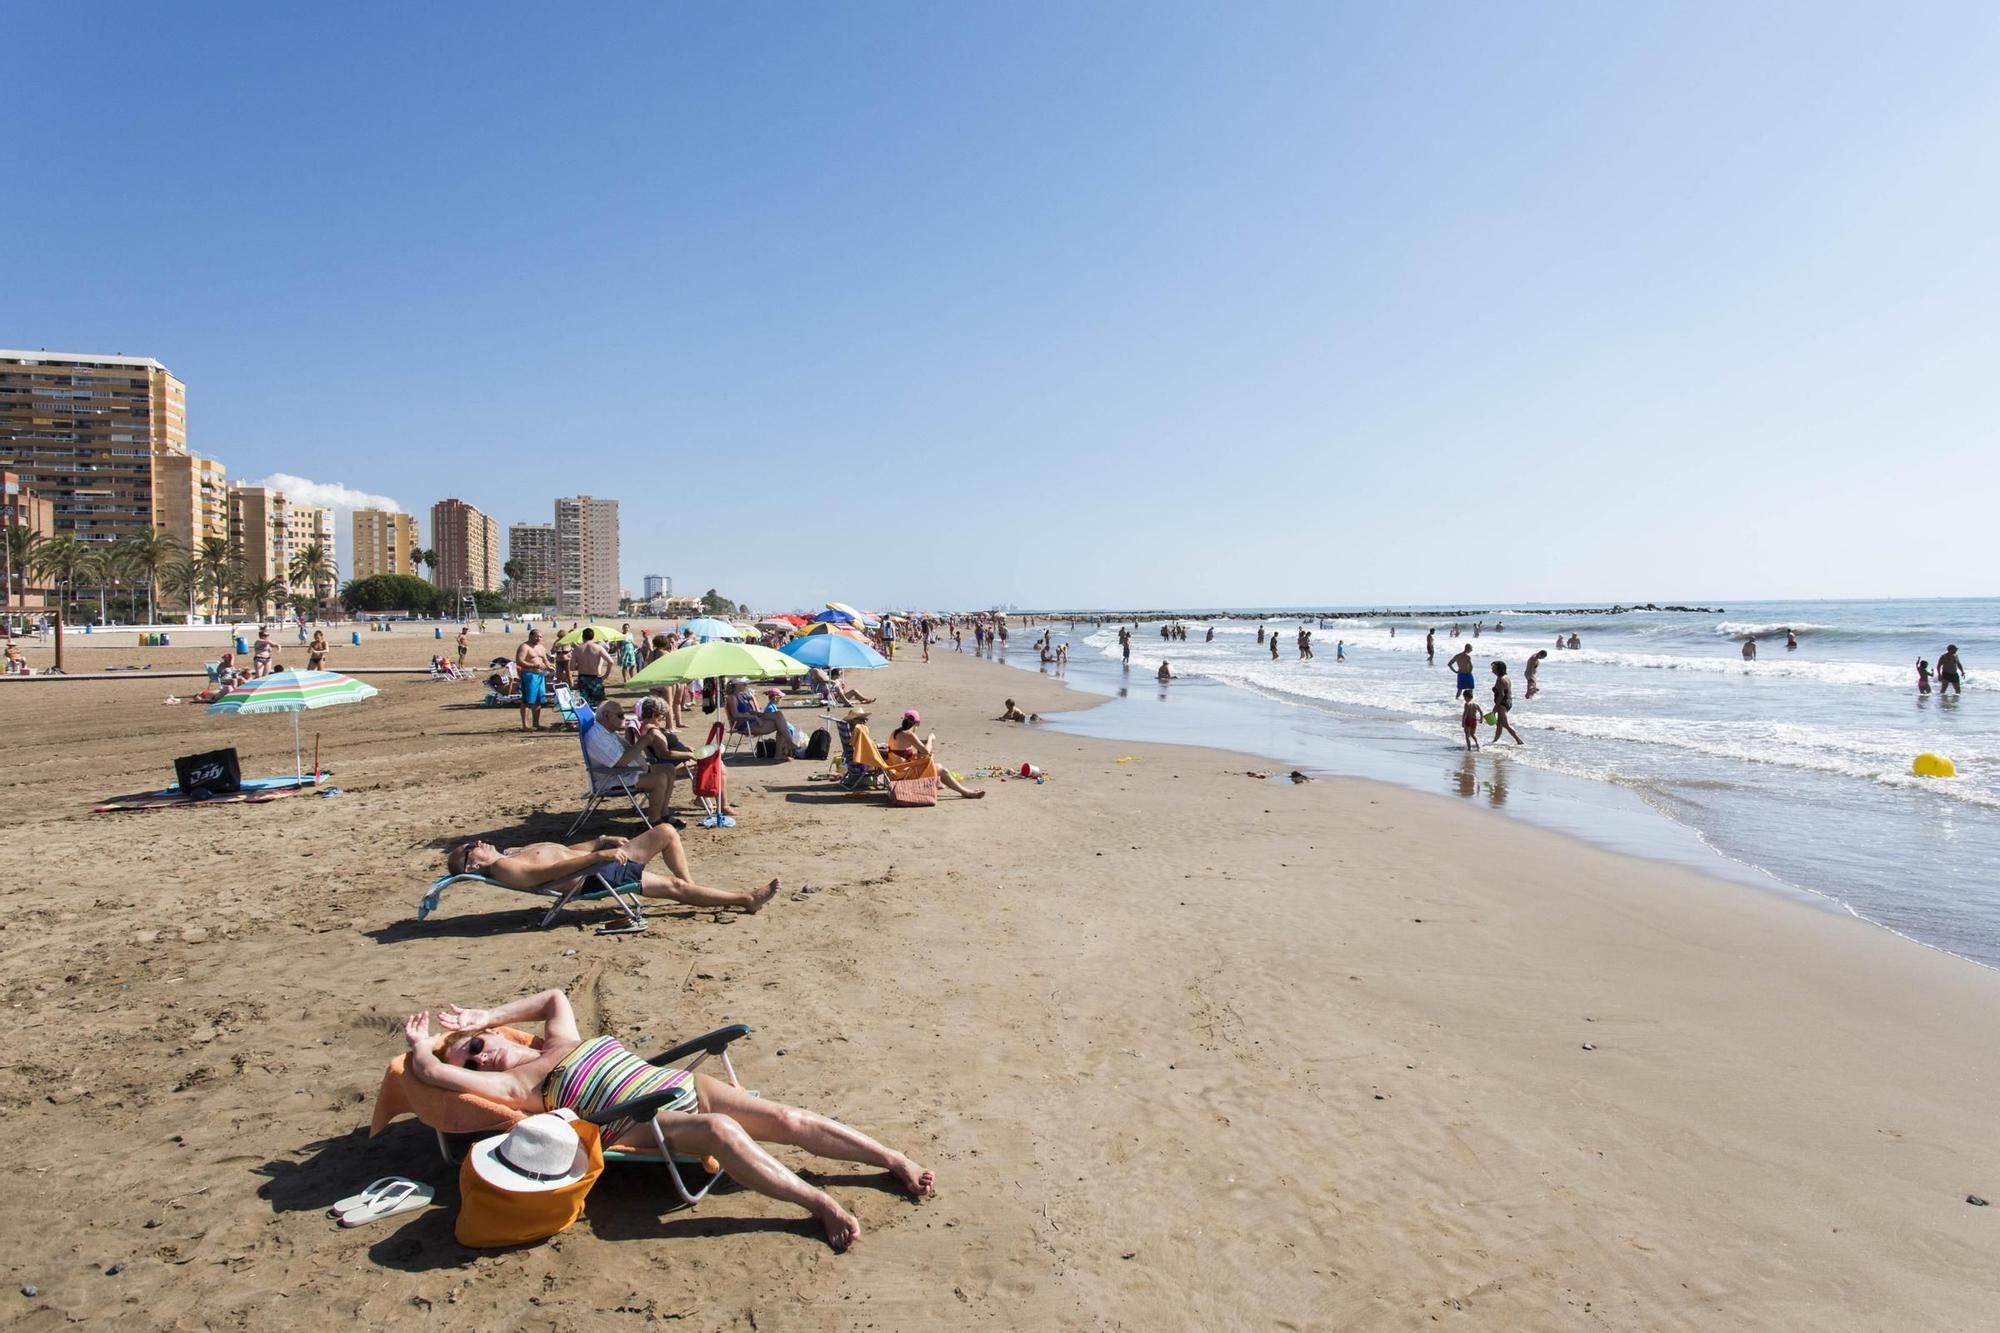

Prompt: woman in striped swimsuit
[{"left": 402, "top": 989, "right": 932, "bottom": 1250}]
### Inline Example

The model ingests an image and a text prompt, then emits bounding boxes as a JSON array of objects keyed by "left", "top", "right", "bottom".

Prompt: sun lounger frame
[{"left": 418, "top": 869, "right": 647, "bottom": 935}]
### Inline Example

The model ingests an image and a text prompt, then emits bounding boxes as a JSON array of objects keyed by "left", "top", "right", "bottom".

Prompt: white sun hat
[{"left": 469, "top": 1112, "right": 590, "bottom": 1193}]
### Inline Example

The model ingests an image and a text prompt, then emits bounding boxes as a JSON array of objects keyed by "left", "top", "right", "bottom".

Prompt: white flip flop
[
  {"left": 329, "top": 1177, "right": 407, "bottom": 1218},
  {"left": 338, "top": 1179, "right": 435, "bottom": 1228}
]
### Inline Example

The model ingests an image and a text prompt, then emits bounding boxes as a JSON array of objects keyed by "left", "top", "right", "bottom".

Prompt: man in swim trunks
[
  {"left": 1426, "top": 628, "right": 1435, "bottom": 665},
  {"left": 515, "top": 628, "right": 552, "bottom": 730},
  {"left": 1937, "top": 644, "right": 1966, "bottom": 695},
  {"left": 445, "top": 824, "right": 778, "bottom": 912},
  {"left": 1447, "top": 643, "right": 1476, "bottom": 697},
  {"left": 571, "top": 627, "right": 613, "bottom": 705}
]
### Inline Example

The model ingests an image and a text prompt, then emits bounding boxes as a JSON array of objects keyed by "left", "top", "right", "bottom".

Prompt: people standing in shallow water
[
  {"left": 1525, "top": 648, "right": 1548, "bottom": 699},
  {"left": 1270, "top": 633, "right": 1279, "bottom": 660},
  {"left": 1489, "top": 661, "right": 1524, "bottom": 745},
  {"left": 1447, "top": 643, "right": 1475, "bottom": 698},
  {"left": 1426, "top": 628, "right": 1436, "bottom": 665},
  {"left": 1786, "top": 629, "right": 1798, "bottom": 651},
  {"left": 1257, "top": 625, "right": 1265, "bottom": 646},
  {"left": 1742, "top": 638, "right": 1757, "bottom": 661},
  {"left": 1567, "top": 633, "right": 1580, "bottom": 650},
  {"left": 1917, "top": 659, "right": 1933, "bottom": 695},
  {"left": 1157, "top": 661, "right": 1172, "bottom": 683},
  {"left": 1460, "top": 689, "right": 1482, "bottom": 751},
  {"left": 1205, "top": 626, "right": 1214, "bottom": 643},
  {"left": 1937, "top": 645, "right": 1965, "bottom": 695},
  {"left": 1335, "top": 640, "right": 1345, "bottom": 662}
]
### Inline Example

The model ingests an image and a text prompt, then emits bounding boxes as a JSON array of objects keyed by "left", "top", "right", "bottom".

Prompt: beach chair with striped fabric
[
  {"left": 370, "top": 1024, "right": 755, "bottom": 1207},
  {"left": 552, "top": 684, "right": 586, "bottom": 729}
]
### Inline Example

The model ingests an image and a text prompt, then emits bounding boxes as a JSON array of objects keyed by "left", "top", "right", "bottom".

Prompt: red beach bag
[{"left": 695, "top": 722, "right": 726, "bottom": 800}]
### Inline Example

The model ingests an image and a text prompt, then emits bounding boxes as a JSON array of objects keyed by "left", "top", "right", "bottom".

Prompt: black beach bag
[
  {"left": 175, "top": 747, "right": 243, "bottom": 799},
  {"left": 803, "top": 728, "right": 831, "bottom": 761}
]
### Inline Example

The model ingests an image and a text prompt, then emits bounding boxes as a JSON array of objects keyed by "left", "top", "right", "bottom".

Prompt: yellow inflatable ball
[{"left": 1912, "top": 753, "right": 1956, "bottom": 779}]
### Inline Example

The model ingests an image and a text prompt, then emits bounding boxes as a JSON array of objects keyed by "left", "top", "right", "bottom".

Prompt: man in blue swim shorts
[
  {"left": 1446, "top": 642, "right": 1476, "bottom": 696},
  {"left": 516, "top": 627, "right": 553, "bottom": 730}
]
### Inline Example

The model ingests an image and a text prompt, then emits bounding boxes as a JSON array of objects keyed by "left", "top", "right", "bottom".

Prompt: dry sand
[{"left": 2, "top": 629, "right": 1998, "bottom": 1330}]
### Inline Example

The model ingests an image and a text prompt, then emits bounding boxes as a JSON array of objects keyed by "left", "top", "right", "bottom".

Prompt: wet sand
[{"left": 3, "top": 631, "right": 1997, "bottom": 1329}]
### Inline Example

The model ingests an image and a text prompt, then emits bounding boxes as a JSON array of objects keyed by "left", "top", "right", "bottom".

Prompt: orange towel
[
  {"left": 851, "top": 724, "right": 936, "bottom": 782},
  {"left": 368, "top": 1027, "right": 542, "bottom": 1138}
]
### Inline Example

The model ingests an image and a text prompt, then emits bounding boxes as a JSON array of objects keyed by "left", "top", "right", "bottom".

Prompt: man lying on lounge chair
[{"left": 445, "top": 827, "right": 777, "bottom": 913}]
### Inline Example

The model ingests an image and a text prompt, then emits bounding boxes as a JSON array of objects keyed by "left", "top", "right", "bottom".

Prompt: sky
[{"left": 8, "top": 3, "right": 2000, "bottom": 609}]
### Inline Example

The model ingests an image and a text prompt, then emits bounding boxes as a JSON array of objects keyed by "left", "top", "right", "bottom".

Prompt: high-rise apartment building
[
  {"left": 642, "top": 574, "right": 671, "bottom": 599},
  {"left": 352, "top": 508, "right": 417, "bottom": 579},
  {"left": 153, "top": 451, "right": 230, "bottom": 552},
  {"left": 555, "top": 495, "right": 620, "bottom": 617},
  {"left": 508, "top": 523, "right": 557, "bottom": 604},
  {"left": 227, "top": 484, "right": 292, "bottom": 594},
  {"left": 429, "top": 498, "right": 501, "bottom": 593},
  {"left": 0, "top": 349, "right": 189, "bottom": 546},
  {"left": 287, "top": 504, "right": 335, "bottom": 570}
]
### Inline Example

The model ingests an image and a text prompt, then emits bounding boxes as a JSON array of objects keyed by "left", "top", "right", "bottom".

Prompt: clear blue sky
[{"left": 11, "top": 3, "right": 1999, "bottom": 608}]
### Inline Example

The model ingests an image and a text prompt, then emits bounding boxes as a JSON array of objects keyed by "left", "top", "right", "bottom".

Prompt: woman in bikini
[
  {"left": 401, "top": 988, "right": 933, "bottom": 1250},
  {"left": 888, "top": 710, "right": 985, "bottom": 798},
  {"left": 306, "top": 630, "right": 328, "bottom": 671}
]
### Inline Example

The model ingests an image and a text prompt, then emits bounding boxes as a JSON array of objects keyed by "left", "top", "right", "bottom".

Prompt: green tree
[
  {"left": 242, "top": 575, "right": 285, "bottom": 620},
  {"left": 416, "top": 548, "right": 439, "bottom": 584},
  {"left": 116, "top": 528, "right": 179, "bottom": 625},
  {"left": 193, "top": 536, "right": 245, "bottom": 619},
  {"left": 341, "top": 573, "right": 444, "bottom": 617},
  {"left": 161, "top": 557, "right": 201, "bottom": 623},
  {"left": 288, "top": 540, "right": 336, "bottom": 617},
  {"left": 28, "top": 536, "right": 90, "bottom": 619},
  {"left": 502, "top": 558, "right": 521, "bottom": 600},
  {"left": 3, "top": 525, "right": 42, "bottom": 611}
]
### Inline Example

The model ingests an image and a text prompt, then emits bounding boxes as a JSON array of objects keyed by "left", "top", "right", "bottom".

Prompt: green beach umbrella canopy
[
  {"left": 556, "top": 623, "right": 629, "bottom": 646},
  {"left": 628, "top": 640, "right": 806, "bottom": 688},
  {"left": 206, "top": 668, "right": 380, "bottom": 780}
]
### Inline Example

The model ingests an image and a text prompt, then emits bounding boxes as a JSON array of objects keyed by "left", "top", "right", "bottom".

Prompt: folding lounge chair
[
  {"left": 552, "top": 684, "right": 585, "bottom": 729},
  {"left": 418, "top": 867, "right": 648, "bottom": 935},
  {"left": 564, "top": 706, "right": 657, "bottom": 838},
  {"left": 372, "top": 1024, "right": 755, "bottom": 1209},
  {"left": 833, "top": 718, "right": 883, "bottom": 793}
]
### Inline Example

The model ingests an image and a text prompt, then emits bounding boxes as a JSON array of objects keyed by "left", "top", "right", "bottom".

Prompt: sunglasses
[{"left": 461, "top": 1036, "right": 485, "bottom": 1069}]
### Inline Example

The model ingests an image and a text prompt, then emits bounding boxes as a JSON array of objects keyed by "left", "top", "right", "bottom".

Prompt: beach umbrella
[
  {"left": 790, "top": 620, "right": 867, "bottom": 640},
  {"left": 679, "top": 616, "right": 745, "bottom": 642},
  {"left": 628, "top": 640, "right": 806, "bottom": 688},
  {"left": 207, "top": 668, "right": 379, "bottom": 781},
  {"left": 755, "top": 617, "right": 795, "bottom": 631},
  {"left": 556, "top": 623, "right": 629, "bottom": 646},
  {"left": 780, "top": 633, "right": 888, "bottom": 670},
  {"left": 810, "top": 608, "right": 856, "bottom": 625},
  {"left": 824, "top": 601, "right": 863, "bottom": 620}
]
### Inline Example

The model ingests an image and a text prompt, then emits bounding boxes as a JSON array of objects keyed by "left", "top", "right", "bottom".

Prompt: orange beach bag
[{"left": 454, "top": 1119, "right": 605, "bottom": 1248}]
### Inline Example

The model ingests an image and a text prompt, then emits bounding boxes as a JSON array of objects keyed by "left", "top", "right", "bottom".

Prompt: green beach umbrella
[
  {"left": 206, "top": 668, "right": 380, "bottom": 781},
  {"left": 556, "top": 623, "right": 629, "bottom": 646},
  {"left": 627, "top": 640, "right": 806, "bottom": 688}
]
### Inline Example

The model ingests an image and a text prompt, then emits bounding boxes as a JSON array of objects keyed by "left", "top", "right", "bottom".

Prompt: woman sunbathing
[
  {"left": 889, "top": 710, "right": 985, "bottom": 798},
  {"left": 401, "top": 988, "right": 933, "bottom": 1250}
]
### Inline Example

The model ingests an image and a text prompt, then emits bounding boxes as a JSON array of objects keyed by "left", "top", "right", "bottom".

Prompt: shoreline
[{"left": 4, "top": 639, "right": 1997, "bottom": 1327}]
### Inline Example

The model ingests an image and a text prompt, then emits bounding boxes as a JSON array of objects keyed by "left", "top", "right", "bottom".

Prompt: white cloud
[{"left": 246, "top": 473, "right": 407, "bottom": 580}]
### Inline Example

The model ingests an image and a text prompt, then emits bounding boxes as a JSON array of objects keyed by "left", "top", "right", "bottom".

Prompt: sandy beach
[{"left": 3, "top": 632, "right": 1997, "bottom": 1330}]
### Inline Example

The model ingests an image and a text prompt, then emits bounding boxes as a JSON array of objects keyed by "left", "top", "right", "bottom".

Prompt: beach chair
[
  {"left": 724, "top": 694, "right": 759, "bottom": 754},
  {"left": 417, "top": 868, "right": 647, "bottom": 935},
  {"left": 832, "top": 718, "right": 883, "bottom": 792},
  {"left": 564, "top": 705, "right": 656, "bottom": 838},
  {"left": 370, "top": 1024, "right": 755, "bottom": 1208},
  {"left": 552, "top": 684, "right": 586, "bottom": 729}
]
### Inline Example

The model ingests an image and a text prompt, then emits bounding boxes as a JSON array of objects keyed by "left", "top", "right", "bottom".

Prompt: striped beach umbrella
[{"left": 207, "top": 669, "right": 380, "bottom": 780}]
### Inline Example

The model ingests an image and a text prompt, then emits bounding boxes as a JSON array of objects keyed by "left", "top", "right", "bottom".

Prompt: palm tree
[
  {"left": 194, "top": 536, "right": 243, "bottom": 620},
  {"left": 28, "top": 536, "right": 90, "bottom": 620},
  {"left": 115, "top": 529, "right": 179, "bottom": 625},
  {"left": 161, "top": 557, "right": 201, "bottom": 623},
  {"left": 417, "top": 547, "right": 439, "bottom": 584},
  {"left": 4, "top": 525, "right": 44, "bottom": 612},
  {"left": 79, "top": 545, "right": 119, "bottom": 624},
  {"left": 502, "top": 558, "right": 521, "bottom": 601},
  {"left": 242, "top": 576, "right": 284, "bottom": 620},
  {"left": 288, "top": 540, "right": 335, "bottom": 619}
]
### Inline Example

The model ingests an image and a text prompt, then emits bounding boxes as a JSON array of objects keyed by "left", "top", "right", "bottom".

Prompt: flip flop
[
  {"left": 339, "top": 1180, "right": 434, "bottom": 1228},
  {"left": 329, "top": 1177, "right": 407, "bottom": 1218}
]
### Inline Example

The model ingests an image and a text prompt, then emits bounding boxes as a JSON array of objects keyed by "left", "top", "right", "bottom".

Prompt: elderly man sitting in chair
[{"left": 446, "top": 826, "right": 777, "bottom": 913}]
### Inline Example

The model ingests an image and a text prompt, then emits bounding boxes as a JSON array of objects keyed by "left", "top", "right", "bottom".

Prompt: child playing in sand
[{"left": 1460, "top": 689, "right": 1481, "bottom": 750}]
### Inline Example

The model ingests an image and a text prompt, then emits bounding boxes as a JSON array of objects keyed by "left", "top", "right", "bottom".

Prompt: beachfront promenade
[{"left": 3, "top": 631, "right": 1997, "bottom": 1328}]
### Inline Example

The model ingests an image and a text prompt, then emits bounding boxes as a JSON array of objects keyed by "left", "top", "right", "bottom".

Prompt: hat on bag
[
  {"left": 469, "top": 1113, "right": 590, "bottom": 1194},
  {"left": 842, "top": 707, "right": 872, "bottom": 723}
]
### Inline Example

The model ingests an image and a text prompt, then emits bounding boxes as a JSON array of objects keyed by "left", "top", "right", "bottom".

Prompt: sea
[{"left": 988, "top": 599, "right": 2000, "bottom": 968}]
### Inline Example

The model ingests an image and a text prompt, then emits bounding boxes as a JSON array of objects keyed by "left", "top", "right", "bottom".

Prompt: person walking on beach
[
  {"left": 1460, "top": 689, "right": 1482, "bottom": 751},
  {"left": 1426, "top": 628, "right": 1436, "bottom": 665},
  {"left": 515, "top": 627, "right": 552, "bottom": 730},
  {"left": 1447, "top": 643, "right": 1475, "bottom": 698},
  {"left": 1937, "top": 645, "right": 1966, "bottom": 695},
  {"left": 306, "top": 629, "right": 328, "bottom": 671},
  {"left": 1525, "top": 648, "right": 1548, "bottom": 699},
  {"left": 252, "top": 626, "right": 274, "bottom": 677},
  {"left": 1490, "top": 661, "right": 1524, "bottom": 745}
]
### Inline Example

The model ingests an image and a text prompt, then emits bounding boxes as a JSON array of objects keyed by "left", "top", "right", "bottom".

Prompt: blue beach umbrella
[
  {"left": 679, "top": 617, "right": 745, "bottom": 642},
  {"left": 781, "top": 633, "right": 889, "bottom": 670}
]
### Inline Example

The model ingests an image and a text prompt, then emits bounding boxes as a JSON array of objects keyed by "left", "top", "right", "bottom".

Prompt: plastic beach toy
[{"left": 1913, "top": 753, "right": 1956, "bottom": 778}]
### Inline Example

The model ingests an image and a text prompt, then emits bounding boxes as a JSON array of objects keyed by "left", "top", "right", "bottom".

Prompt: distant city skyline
[{"left": 9, "top": 6, "right": 2000, "bottom": 606}]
